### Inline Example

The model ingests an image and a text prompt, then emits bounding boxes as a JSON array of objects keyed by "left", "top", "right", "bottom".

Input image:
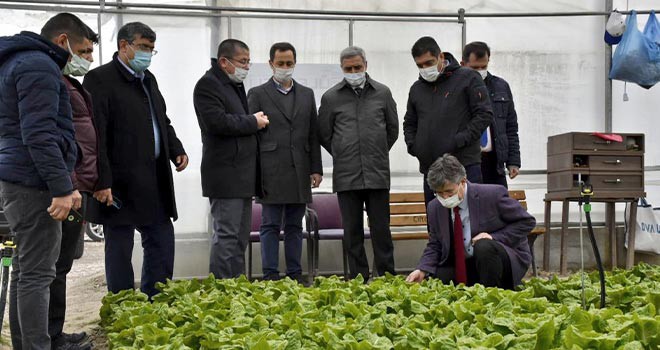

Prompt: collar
[
  {"left": 20, "top": 31, "right": 70, "bottom": 70},
  {"left": 340, "top": 73, "right": 375, "bottom": 91},
  {"left": 458, "top": 182, "right": 469, "bottom": 211},
  {"left": 272, "top": 77, "right": 294, "bottom": 94},
  {"left": 210, "top": 59, "right": 237, "bottom": 86},
  {"left": 116, "top": 54, "right": 144, "bottom": 80}
]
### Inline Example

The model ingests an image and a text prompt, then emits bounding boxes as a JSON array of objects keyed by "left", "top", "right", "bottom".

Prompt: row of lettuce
[{"left": 101, "top": 263, "right": 660, "bottom": 349}]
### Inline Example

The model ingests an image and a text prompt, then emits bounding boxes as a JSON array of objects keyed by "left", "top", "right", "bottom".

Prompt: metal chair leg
[
  {"left": 528, "top": 235, "right": 538, "bottom": 277},
  {"left": 247, "top": 242, "right": 253, "bottom": 281}
]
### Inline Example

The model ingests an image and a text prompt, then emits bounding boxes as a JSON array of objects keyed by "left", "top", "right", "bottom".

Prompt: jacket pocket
[
  {"left": 261, "top": 142, "right": 277, "bottom": 152},
  {"left": 490, "top": 92, "right": 510, "bottom": 119}
]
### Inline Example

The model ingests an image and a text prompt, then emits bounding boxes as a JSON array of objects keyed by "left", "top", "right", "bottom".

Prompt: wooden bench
[{"left": 389, "top": 191, "right": 546, "bottom": 276}]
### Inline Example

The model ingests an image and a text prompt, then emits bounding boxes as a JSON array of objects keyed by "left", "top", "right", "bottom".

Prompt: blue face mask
[{"left": 128, "top": 46, "right": 152, "bottom": 73}]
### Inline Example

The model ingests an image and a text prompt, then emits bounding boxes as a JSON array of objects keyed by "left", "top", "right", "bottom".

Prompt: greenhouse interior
[{"left": 0, "top": 0, "right": 659, "bottom": 349}]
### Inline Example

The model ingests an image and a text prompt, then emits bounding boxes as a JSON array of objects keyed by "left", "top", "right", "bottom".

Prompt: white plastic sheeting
[{"left": 1, "top": 0, "right": 659, "bottom": 236}]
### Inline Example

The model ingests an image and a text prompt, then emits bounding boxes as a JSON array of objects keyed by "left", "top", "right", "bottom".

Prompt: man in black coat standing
[
  {"left": 247, "top": 42, "right": 322, "bottom": 282},
  {"left": 461, "top": 41, "right": 521, "bottom": 188},
  {"left": 83, "top": 22, "right": 188, "bottom": 297},
  {"left": 193, "top": 39, "right": 270, "bottom": 279}
]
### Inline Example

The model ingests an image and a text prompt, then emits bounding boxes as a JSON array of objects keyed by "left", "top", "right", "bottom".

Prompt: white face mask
[
  {"left": 344, "top": 71, "right": 366, "bottom": 87},
  {"left": 435, "top": 182, "right": 464, "bottom": 208},
  {"left": 273, "top": 67, "right": 294, "bottom": 83},
  {"left": 62, "top": 40, "right": 91, "bottom": 76},
  {"left": 477, "top": 69, "right": 488, "bottom": 80},
  {"left": 227, "top": 59, "right": 249, "bottom": 83},
  {"left": 419, "top": 59, "right": 449, "bottom": 83}
]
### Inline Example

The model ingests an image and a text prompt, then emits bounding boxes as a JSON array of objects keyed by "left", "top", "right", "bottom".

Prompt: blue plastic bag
[{"left": 610, "top": 10, "right": 660, "bottom": 89}]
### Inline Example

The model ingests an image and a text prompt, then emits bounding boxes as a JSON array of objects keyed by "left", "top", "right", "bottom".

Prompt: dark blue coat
[
  {"left": 0, "top": 31, "right": 76, "bottom": 197},
  {"left": 485, "top": 73, "right": 521, "bottom": 174}
]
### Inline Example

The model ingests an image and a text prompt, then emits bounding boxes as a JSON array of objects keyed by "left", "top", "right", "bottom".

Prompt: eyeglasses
[
  {"left": 222, "top": 57, "right": 251, "bottom": 68},
  {"left": 130, "top": 43, "right": 158, "bottom": 56}
]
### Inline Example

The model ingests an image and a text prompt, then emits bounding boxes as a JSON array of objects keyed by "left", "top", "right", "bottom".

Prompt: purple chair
[
  {"left": 306, "top": 193, "right": 352, "bottom": 280},
  {"left": 246, "top": 201, "right": 314, "bottom": 284}
]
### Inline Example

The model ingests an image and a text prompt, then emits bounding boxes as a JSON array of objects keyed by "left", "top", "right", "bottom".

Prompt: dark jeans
[
  {"left": 337, "top": 189, "right": 394, "bottom": 280},
  {"left": 209, "top": 198, "right": 251, "bottom": 279},
  {"left": 481, "top": 151, "right": 508, "bottom": 188},
  {"left": 48, "top": 214, "right": 83, "bottom": 342},
  {"left": 104, "top": 198, "right": 174, "bottom": 297},
  {"left": 433, "top": 239, "right": 513, "bottom": 289},
  {"left": 0, "top": 181, "right": 61, "bottom": 350},
  {"left": 423, "top": 163, "right": 483, "bottom": 207},
  {"left": 259, "top": 203, "right": 306, "bottom": 278}
]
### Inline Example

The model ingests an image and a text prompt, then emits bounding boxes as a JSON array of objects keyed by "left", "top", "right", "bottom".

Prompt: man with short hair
[
  {"left": 319, "top": 46, "right": 399, "bottom": 280},
  {"left": 193, "top": 39, "right": 270, "bottom": 279},
  {"left": 461, "top": 41, "right": 521, "bottom": 188},
  {"left": 0, "top": 12, "right": 86, "bottom": 350},
  {"left": 406, "top": 154, "right": 535, "bottom": 289},
  {"left": 83, "top": 22, "right": 188, "bottom": 297},
  {"left": 404, "top": 36, "right": 493, "bottom": 207},
  {"left": 248, "top": 42, "right": 322, "bottom": 282},
  {"left": 49, "top": 16, "right": 100, "bottom": 350}
]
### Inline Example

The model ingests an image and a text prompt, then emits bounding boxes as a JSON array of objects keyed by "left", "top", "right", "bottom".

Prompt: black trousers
[
  {"left": 337, "top": 189, "right": 395, "bottom": 280},
  {"left": 433, "top": 239, "right": 513, "bottom": 290},
  {"left": 48, "top": 217, "right": 83, "bottom": 342},
  {"left": 481, "top": 151, "right": 508, "bottom": 188}
]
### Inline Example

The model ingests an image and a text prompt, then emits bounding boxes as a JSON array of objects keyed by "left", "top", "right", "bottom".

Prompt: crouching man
[{"left": 406, "top": 154, "right": 535, "bottom": 289}]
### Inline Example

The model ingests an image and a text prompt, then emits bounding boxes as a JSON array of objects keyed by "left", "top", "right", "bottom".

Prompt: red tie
[{"left": 453, "top": 207, "right": 468, "bottom": 284}]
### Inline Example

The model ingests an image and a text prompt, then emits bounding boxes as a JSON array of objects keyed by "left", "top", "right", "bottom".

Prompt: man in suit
[
  {"left": 83, "top": 22, "right": 188, "bottom": 297},
  {"left": 193, "top": 39, "right": 269, "bottom": 279},
  {"left": 247, "top": 42, "right": 322, "bottom": 282},
  {"left": 318, "top": 46, "right": 399, "bottom": 280},
  {"left": 406, "top": 154, "right": 535, "bottom": 289}
]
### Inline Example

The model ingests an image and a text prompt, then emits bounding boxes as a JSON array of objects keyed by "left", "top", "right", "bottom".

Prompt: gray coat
[
  {"left": 248, "top": 79, "right": 322, "bottom": 204},
  {"left": 319, "top": 75, "right": 399, "bottom": 192}
]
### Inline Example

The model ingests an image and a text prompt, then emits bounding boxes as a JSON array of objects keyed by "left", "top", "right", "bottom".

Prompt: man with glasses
[
  {"left": 193, "top": 39, "right": 269, "bottom": 279},
  {"left": 406, "top": 154, "right": 534, "bottom": 289},
  {"left": 83, "top": 22, "right": 188, "bottom": 297}
]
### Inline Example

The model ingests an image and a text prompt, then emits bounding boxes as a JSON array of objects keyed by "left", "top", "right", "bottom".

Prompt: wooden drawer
[
  {"left": 548, "top": 132, "right": 644, "bottom": 155},
  {"left": 589, "top": 155, "right": 643, "bottom": 171},
  {"left": 548, "top": 171, "right": 643, "bottom": 192},
  {"left": 572, "top": 133, "right": 626, "bottom": 151},
  {"left": 590, "top": 174, "right": 643, "bottom": 190}
]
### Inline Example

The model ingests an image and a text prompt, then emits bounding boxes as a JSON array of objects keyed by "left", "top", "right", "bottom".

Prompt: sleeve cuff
[{"left": 47, "top": 175, "right": 74, "bottom": 197}]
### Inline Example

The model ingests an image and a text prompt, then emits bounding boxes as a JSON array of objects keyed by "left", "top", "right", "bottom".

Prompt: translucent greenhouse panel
[
  {"left": 464, "top": 16, "right": 607, "bottom": 171},
  {"left": 353, "top": 20, "right": 463, "bottom": 180}
]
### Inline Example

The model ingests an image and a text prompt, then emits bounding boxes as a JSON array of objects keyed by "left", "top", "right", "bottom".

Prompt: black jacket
[
  {"left": 484, "top": 73, "right": 521, "bottom": 174},
  {"left": 83, "top": 53, "right": 186, "bottom": 225},
  {"left": 193, "top": 60, "right": 261, "bottom": 199},
  {"left": 0, "top": 32, "right": 76, "bottom": 196},
  {"left": 403, "top": 52, "right": 493, "bottom": 174},
  {"left": 319, "top": 75, "right": 399, "bottom": 192},
  {"left": 248, "top": 79, "right": 322, "bottom": 204}
]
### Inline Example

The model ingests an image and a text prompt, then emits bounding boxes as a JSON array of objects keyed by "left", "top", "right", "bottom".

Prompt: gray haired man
[{"left": 318, "top": 46, "right": 399, "bottom": 280}]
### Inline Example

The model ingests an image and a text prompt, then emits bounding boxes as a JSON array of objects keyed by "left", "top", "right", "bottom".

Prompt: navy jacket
[
  {"left": 417, "top": 183, "right": 535, "bottom": 287},
  {"left": 0, "top": 31, "right": 76, "bottom": 197},
  {"left": 484, "top": 73, "right": 521, "bottom": 174},
  {"left": 403, "top": 53, "right": 493, "bottom": 174}
]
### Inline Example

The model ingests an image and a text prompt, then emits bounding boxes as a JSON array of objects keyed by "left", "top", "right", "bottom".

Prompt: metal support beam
[
  {"left": 605, "top": 0, "right": 613, "bottom": 133},
  {"left": 458, "top": 8, "right": 466, "bottom": 49},
  {"left": 348, "top": 19, "right": 354, "bottom": 46}
]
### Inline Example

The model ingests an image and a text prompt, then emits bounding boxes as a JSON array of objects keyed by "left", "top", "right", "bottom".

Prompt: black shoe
[
  {"left": 53, "top": 340, "right": 92, "bottom": 350},
  {"left": 262, "top": 273, "right": 280, "bottom": 281},
  {"left": 63, "top": 332, "right": 88, "bottom": 344},
  {"left": 286, "top": 274, "right": 306, "bottom": 285}
]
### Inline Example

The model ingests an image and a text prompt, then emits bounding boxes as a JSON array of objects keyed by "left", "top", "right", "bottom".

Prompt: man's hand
[
  {"left": 175, "top": 154, "right": 189, "bottom": 172},
  {"left": 254, "top": 111, "right": 270, "bottom": 130},
  {"left": 310, "top": 173, "right": 322, "bottom": 188},
  {"left": 93, "top": 188, "right": 114, "bottom": 206},
  {"left": 406, "top": 269, "right": 426, "bottom": 283},
  {"left": 471, "top": 232, "right": 493, "bottom": 245},
  {"left": 48, "top": 193, "right": 74, "bottom": 221},
  {"left": 72, "top": 190, "right": 82, "bottom": 210},
  {"left": 508, "top": 166, "right": 519, "bottom": 179}
]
